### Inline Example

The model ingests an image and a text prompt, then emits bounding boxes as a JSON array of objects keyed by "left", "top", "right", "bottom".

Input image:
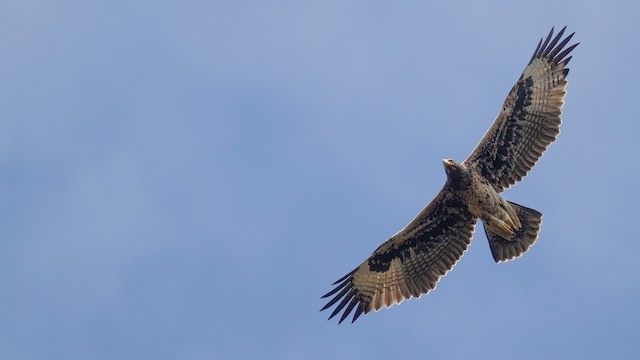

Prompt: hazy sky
[{"left": 2, "top": 1, "right": 639, "bottom": 359}]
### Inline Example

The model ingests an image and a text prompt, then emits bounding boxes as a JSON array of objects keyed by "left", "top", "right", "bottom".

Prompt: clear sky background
[{"left": 1, "top": 1, "right": 639, "bottom": 359}]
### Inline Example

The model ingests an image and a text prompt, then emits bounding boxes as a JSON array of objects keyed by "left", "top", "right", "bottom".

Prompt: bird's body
[
  {"left": 444, "top": 159, "right": 521, "bottom": 240},
  {"left": 321, "top": 27, "right": 579, "bottom": 323}
]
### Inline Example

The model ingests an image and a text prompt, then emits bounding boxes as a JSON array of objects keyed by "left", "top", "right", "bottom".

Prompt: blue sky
[{"left": 1, "top": 1, "right": 639, "bottom": 359}]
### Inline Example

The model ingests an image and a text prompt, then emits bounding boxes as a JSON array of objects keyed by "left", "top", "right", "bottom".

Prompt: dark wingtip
[
  {"left": 554, "top": 42, "right": 579, "bottom": 64},
  {"left": 321, "top": 268, "right": 367, "bottom": 324},
  {"left": 321, "top": 276, "right": 351, "bottom": 299},
  {"left": 548, "top": 32, "right": 574, "bottom": 59},
  {"left": 321, "top": 284, "right": 351, "bottom": 312},
  {"left": 328, "top": 290, "right": 355, "bottom": 322},
  {"left": 529, "top": 37, "right": 543, "bottom": 63},
  {"left": 539, "top": 27, "right": 555, "bottom": 56},
  {"left": 562, "top": 55, "right": 573, "bottom": 66},
  {"left": 331, "top": 268, "right": 356, "bottom": 285},
  {"left": 530, "top": 27, "right": 579, "bottom": 66},
  {"left": 351, "top": 303, "right": 365, "bottom": 323},
  {"left": 542, "top": 26, "right": 566, "bottom": 57},
  {"left": 338, "top": 297, "right": 359, "bottom": 324}
]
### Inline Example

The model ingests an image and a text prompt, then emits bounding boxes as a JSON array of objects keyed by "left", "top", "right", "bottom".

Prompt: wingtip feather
[
  {"left": 530, "top": 27, "right": 578, "bottom": 66},
  {"left": 542, "top": 26, "right": 566, "bottom": 57}
]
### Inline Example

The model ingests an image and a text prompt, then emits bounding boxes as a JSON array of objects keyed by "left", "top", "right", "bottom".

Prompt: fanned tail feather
[{"left": 484, "top": 202, "right": 542, "bottom": 262}]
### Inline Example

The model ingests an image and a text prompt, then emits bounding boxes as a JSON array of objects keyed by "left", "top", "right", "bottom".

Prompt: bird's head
[
  {"left": 442, "top": 159, "right": 470, "bottom": 188},
  {"left": 442, "top": 158, "right": 461, "bottom": 174}
]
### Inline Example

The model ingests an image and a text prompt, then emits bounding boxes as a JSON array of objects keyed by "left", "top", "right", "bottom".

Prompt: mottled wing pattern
[
  {"left": 464, "top": 27, "right": 579, "bottom": 192},
  {"left": 321, "top": 187, "right": 476, "bottom": 323}
]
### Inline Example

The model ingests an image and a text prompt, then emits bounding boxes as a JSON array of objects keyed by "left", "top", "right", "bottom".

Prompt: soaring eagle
[{"left": 321, "top": 27, "right": 578, "bottom": 323}]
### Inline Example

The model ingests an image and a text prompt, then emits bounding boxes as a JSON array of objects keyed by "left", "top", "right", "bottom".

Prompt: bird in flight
[{"left": 321, "top": 27, "right": 578, "bottom": 324}]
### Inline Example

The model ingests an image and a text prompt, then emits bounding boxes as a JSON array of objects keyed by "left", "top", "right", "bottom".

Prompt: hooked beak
[{"left": 442, "top": 159, "right": 455, "bottom": 168}]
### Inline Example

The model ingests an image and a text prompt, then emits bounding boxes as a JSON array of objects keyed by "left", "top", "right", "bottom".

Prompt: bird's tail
[{"left": 483, "top": 202, "right": 542, "bottom": 262}]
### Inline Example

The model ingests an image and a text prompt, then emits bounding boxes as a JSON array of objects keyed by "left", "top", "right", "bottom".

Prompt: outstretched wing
[
  {"left": 321, "top": 187, "right": 477, "bottom": 323},
  {"left": 463, "top": 27, "right": 579, "bottom": 192}
]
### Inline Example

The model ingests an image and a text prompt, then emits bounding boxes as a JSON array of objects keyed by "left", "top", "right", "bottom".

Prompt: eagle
[{"left": 321, "top": 27, "right": 578, "bottom": 323}]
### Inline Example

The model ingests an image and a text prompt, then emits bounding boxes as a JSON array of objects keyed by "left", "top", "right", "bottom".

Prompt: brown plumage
[{"left": 321, "top": 27, "right": 578, "bottom": 324}]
